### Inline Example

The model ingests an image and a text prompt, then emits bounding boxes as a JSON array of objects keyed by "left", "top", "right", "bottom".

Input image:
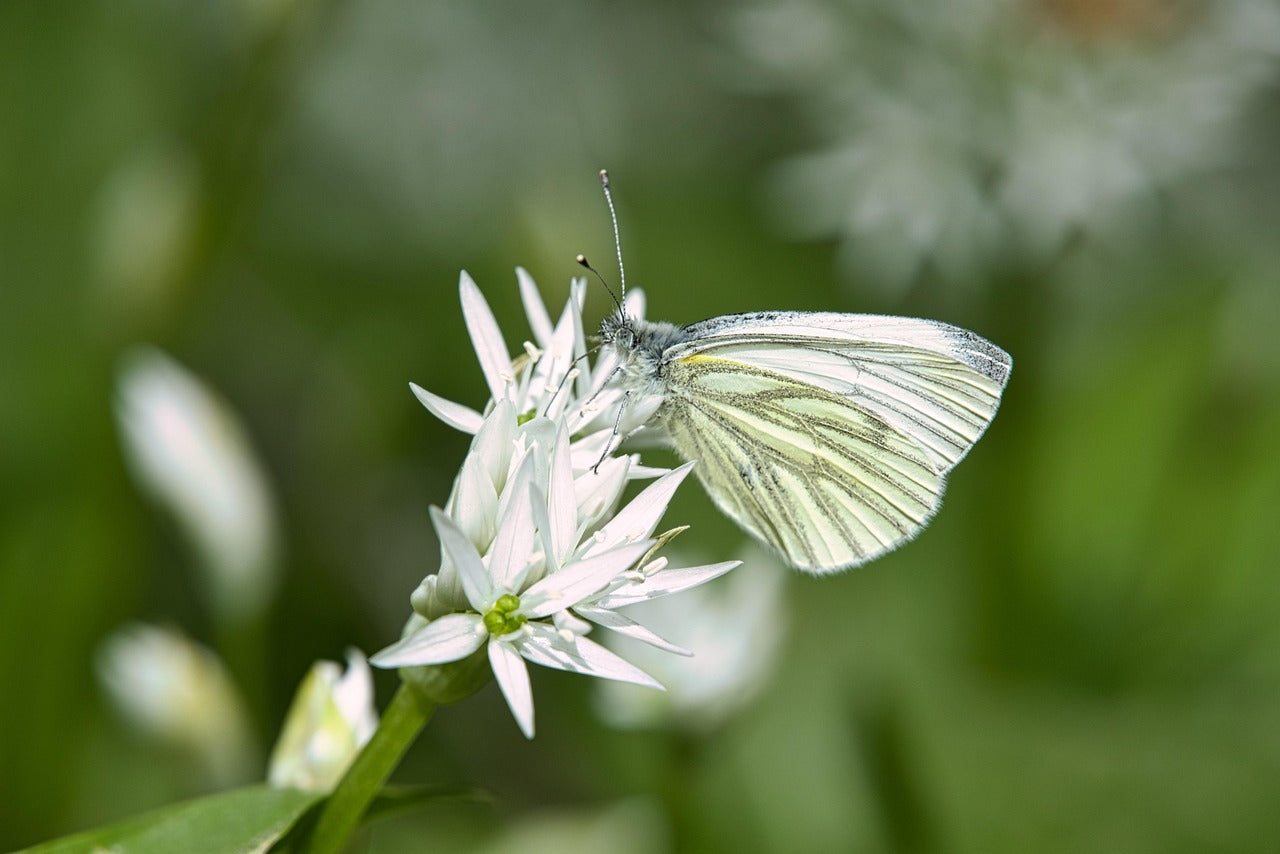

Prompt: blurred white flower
[
  {"left": 730, "top": 0, "right": 1280, "bottom": 289},
  {"left": 115, "top": 348, "right": 279, "bottom": 623},
  {"left": 268, "top": 649, "right": 379, "bottom": 793},
  {"left": 595, "top": 552, "right": 787, "bottom": 733},
  {"left": 96, "top": 623, "right": 255, "bottom": 785},
  {"left": 374, "top": 272, "right": 740, "bottom": 738}
]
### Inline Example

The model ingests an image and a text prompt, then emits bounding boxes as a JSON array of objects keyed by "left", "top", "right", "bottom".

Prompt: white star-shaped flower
[{"left": 374, "top": 271, "right": 741, "bottom": 738}]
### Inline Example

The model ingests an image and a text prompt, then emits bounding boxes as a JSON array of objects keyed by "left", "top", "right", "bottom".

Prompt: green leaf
[
  {"left": 15, "top": 784, "right": 322, "bottom": 854},
  {"left": 363, "top": 784, "right": 491, "bottom": 824}
]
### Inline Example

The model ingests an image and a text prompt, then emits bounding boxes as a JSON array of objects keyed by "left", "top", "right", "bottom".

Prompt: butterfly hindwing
[{"left": 658, "top": 353, "right": 946, "bottom": 573}]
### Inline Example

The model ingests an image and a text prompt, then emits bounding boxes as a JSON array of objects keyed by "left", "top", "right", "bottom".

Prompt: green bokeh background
[{"left": 4, "top": 1, "right": 1280, "bottom": 852}]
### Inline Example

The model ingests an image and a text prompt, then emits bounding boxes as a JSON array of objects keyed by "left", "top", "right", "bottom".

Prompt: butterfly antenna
[
  {"left": 576, "top": 254, "right": 622, "bottom": 312},
  {"left": 599, "top": 169, "right": 627, "bottom": 302}
]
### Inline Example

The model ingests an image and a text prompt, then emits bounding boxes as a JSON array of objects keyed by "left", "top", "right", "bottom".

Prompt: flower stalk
[{"left": 300, "top": 684, "right": 436, "bottom": 854}]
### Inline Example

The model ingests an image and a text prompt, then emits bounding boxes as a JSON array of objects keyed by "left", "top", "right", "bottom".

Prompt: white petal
[
  {"left": 552, "top": 608, "right": 593, "bottom": 636},
  {"left": 431, "top": 507, "right": 494, "bottom": 610},
  {"left": 622, "top": 287, "right": 646, "bottom": 320},
  {"left": 471, "top": 398, "right": 516, "bottom": 488},
  {"left": 459, "top": 271, "right": 512, "bottom": 403},
  {"left": 546, "top": 422, "right": 577, "bottom": 568},
  {"left": 335, "top": 649, "right": 378, "bottom": 740},
  {"left": 489, "top": 639, "right": 534, "bottom": 739},
  {"left": 409, "top": 383, "right": 483, "bottom": 434},
  {"left": 516, "top": 623, "right": 663, "bottom": 689},
  {"left": 528, "top": 479, "right": 555, "bottom": 588},
  {"left": 487, "top": 455, "right": 536, "bottom": 591},
  {"left": 567, "top": 278, "right": 591, "bottom": 398},
  {"left": 369, "top": 614, "right": 487, "bottom": 668},
  {"left": 572, "top": 455, "right": 630, "bottom": 531},
  {"left": 584, "top": 462, "right": 694, "bottom": 558},
  {"left": 513, "top": 417, "right": 555, "bottom": 491},
  {"left": 453, "top": 454, "right": 497, "bottom": 552},
  {"left": 536, "top": 300, "right": 583, "bottom": 421},
  {"left": 594, "top": 561, "right": 743, "bottom": 609},
  {"left": 566, "top": 426, "right": 617, "bottom": 470},
  {"left": 521, "top": 541, "right": 652, "bottom": 618},
  {"left": 516, "top": 267, "right": 554, "bottom": 349},
  {"left": 626, "top": 462, "right": 673, "bottom": 480},
  {"left": 574, "top": 605, "right": 691, "bottom": 656}
]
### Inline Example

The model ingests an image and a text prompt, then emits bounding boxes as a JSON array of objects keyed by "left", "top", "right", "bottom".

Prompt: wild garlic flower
[
  {"left": 373, "top": 271, "right": 739, "bottom": 738},
  {"left": 268, "top": 649, "right": 379, "bottom": 793}
]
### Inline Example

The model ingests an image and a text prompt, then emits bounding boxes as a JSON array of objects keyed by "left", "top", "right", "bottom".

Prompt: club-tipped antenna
[
  {"left": 576, "top": 253, "right": 622, "bottom": 311},
  {"left": 599, "top": 169, "right": 627, "bottom": 301}
]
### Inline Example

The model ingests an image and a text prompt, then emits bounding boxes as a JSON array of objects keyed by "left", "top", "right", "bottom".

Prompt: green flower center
[
  {"left": 517, "top": 408, "right": 537, "bottom": 425},
  {"left": 482, "top": 593, "right": 527, "bottom": 636}
]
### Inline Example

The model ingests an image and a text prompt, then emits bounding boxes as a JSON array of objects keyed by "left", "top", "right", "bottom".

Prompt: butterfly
[
  {"left": 588, "top": 173, "right": 1011, "bottom": 575},
  {"left": 598, "top": 308, "right": 1011, "bottom": 574}
]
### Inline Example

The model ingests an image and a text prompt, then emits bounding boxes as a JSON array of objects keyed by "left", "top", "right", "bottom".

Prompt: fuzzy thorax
[{"left": 599, "top": 310, "right": 687, "bottom": 397}]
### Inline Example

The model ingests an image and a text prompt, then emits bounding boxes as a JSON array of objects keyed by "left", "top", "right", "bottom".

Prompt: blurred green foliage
[{"left": 3, "top": 1, "right": 1280, "bottom": 852}]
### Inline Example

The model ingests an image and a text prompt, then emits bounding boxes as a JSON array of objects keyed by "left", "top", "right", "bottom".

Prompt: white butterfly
[
  {"left": 598, "top": 308, "right": 1011, "bottom": 574},
  {"left": 585, "top": 171, "right": 1010, "bottom": 574}
]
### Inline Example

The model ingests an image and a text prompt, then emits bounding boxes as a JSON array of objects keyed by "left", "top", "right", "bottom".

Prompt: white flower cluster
[
  {"left": 729, "top": 0, "right": 1280, "bottom": 289},
  {"left": 373, "top": 271, "right": 739, "bottom": 738}
]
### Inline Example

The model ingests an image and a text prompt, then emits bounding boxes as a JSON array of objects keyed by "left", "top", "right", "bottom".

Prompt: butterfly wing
[
  {"left": 655, "top": 313, "right": 1010, "bottom": 573},
  {"left": 666, "top": 313, "right": 1011, "bottom": 472},
  {"left": 658, "top": 353, "right": 945, "bottom": 573}
]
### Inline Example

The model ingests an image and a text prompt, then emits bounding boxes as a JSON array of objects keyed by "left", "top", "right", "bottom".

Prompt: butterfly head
[
  {"left": 599, "top": 309, "right": 637, "bottom": 351},
  {"left": 600, "top": 309, "right": 686, "bottom": 390}
]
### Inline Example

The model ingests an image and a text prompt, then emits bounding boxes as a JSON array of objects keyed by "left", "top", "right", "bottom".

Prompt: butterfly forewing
[
  {"left": 666, "top": 313, "right": 1012, "bottom": 472},
  {"left": 660, "top": 353, "right": 945, "bottom": 572}
]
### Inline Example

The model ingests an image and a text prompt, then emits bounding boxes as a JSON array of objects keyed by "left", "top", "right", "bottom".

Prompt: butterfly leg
[{"left": 592, "top": 387, "right": 630, "bottom": 474}]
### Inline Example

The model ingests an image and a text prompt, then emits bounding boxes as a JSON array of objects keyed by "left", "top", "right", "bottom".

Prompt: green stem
[{"left": 301, "top": 683, "right": 435, "bottom": 854}]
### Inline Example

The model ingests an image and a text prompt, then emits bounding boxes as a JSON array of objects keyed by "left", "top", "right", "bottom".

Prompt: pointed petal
[
  {"left": 409, "top": 384, "right": 483, "bottom": 434},
  {"left": 546, "top": 422, "right": 576, "bottom": 568},
  {"left": 516, "top": 267, "right": 554, "bottom": 349},
  {"left": 521, "top": 541, "right": 651, "bottom": 618},
  {"left": 572, "top": 454, "right": 630, "bottom": 531},
  {"left": 565, "top": 426, "right": 616, "bottom": 470},
  {"left": 487, "top": 455, "right": 536, "bottom": 591},
  {"left": 528, "top": 480, "right": 555, "bottom": 590},
  {"left": 574, "top": 605, "right": 691, "bottom": 656},
  {"left": 622, "top": 287, "right": 646, "bottom": 320},
  {"left": 459, "top": 271, "right": 512, "bottom": 403},
  {"left": 594, "top": 561, "right": 743, "bottom": 609},
  {"left": 489, "top": 640, "right": 535, "bottom": 739},
  {"left": 537, "top": 299, "right": 583, "bottom": 421},
  {"left": 453, "top": 453, "right": 497, "bottom": 552},
  {"left": 626, "top": 462, "right": 673, "bottom": 480},
  {"left": 584, "top": 462, "right": 694, "bottom": 558},
  {"left": 431, "top": 507, "right": 494, "bottom": 610},
  {"left": 369, "top": 614, "right": 487, "bottom": 667},
  {"left": 513, "top": 417, "right": 555, "bottom": 490},
  {"left": 516, "top": 623, "right": 663, "bottom": 689},
  {"left": 471, "top": 398, "right": 516, "bottom": 488},
  {"left": 569, "top": 279, "right": 591, "bottom": 398},
  {"left": 551, "top": 608, "right": 592, "bottom": 636}
]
